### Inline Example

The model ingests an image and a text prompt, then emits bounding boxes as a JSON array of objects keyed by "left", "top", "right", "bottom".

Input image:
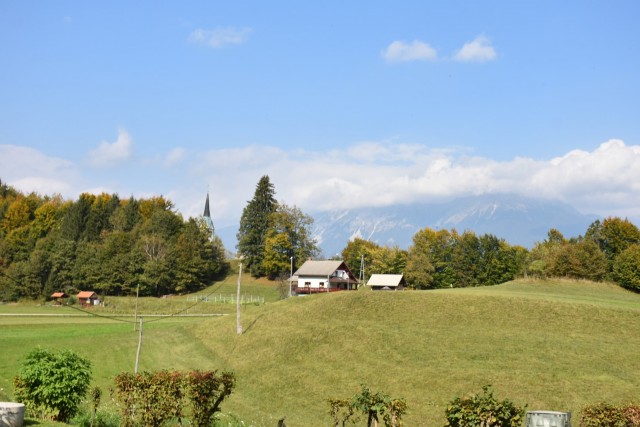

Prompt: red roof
[
  {"left": 51, "top": 292, "right": 67, "bottom": 298},
  {"left": 77, "top": 291, "right": 98, "bottom": 299}
]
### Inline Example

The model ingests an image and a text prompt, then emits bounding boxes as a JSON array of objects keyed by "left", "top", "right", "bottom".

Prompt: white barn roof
[{"left": 366, "top": 274, "right": 405, "bottom": 288}]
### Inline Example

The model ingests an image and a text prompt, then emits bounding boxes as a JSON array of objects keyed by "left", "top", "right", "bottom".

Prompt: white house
[
  {"left": 292, "top": 260, "right": 358, "bottom": 294},
  {"left": 366, "top": 274, "right": 406, "bottom": 291}
]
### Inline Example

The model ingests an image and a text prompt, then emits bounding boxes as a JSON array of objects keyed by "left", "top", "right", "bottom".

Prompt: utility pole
[
  {"left": 134, "top": 316, "right": 143, "bottom": 373},
  {"left": 289, "top": 256, "right": 293, "bottom": 297},
  {"left": 236, "top": 263, "right": 243, "bottom": 335},
  {"left": 133, "top": 283, "right": 139, "bottom": 331}
]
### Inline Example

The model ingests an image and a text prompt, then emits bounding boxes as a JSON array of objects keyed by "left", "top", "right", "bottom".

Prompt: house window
[
  {"left": 305, "top": 282, "right": 311, "bottom": 286},
  {"left": 319, "top": 282, "right": 324, "bottom": 287}
]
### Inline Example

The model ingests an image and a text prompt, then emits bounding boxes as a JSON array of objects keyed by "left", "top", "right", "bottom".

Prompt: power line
[
  {"left": 144, "top": 276, "right": 232, "bottom": 324},
  {"left": 63, "top": 303, "right": 136, "bottom": 323},
  {"left": 0, "top": 268, "right": 233, "bottom": 325}
]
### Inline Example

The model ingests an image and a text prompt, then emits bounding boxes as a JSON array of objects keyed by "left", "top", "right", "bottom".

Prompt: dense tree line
[
  {"left": 528, "top": 218, "right": 640, "bottom": 291},
  {"left": 343, "top": 229, "right": 527, "bottom": 289},
  {"left": 237, "top": 175, "right": 319, "bottom": 278},
  {"left": 0, "top": 179, "right": 227, "bottom": 300},
  {"left": 341, "top": 238, "right": 408, "bottom": 280},
  {"left": 3, "top": 175, "right": 640, "bottom": 296},
  {"left": 342, "top": 217, "right": 640, "bottom": 291}
]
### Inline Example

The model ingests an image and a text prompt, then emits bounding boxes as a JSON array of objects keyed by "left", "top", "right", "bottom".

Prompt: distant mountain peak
[
  {"left": 214, "top": 194, "right": 601, "bottom": 259},
  {"left": 310, "top": 194, "right": 600, "bottom": 257}
]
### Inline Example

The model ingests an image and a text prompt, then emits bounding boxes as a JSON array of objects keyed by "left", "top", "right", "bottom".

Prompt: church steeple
[
  {"left": 204, "top": 192, "right": 211, "bottom": 218},
  {"left": 202, "top": 191, "right": 215, "bottom": 239}
]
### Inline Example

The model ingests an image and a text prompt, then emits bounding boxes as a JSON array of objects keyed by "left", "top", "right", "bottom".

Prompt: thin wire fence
[{"left": 185, "top": 294, "right": 265, "bottom": 305}]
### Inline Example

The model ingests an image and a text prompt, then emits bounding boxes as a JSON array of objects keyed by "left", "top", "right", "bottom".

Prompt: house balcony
[{"left": 294, "top": 287, "right": 342, "bottom": 295}]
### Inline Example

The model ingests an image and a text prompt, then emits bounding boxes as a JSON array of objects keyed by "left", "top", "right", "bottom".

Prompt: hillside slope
[{"left": 190, "top": 280, "right": 640, "bottom": 426}]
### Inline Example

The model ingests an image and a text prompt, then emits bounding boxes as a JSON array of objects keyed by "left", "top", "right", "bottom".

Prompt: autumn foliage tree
[
  {"left": 262, "top": 203, "right": 319, "bottom": 279},
  {"left": 0, "top": 180, "right": 227, "bottom": 300},
  {"left": 341, "top": 238, "right": 408, "bottom": 286}
]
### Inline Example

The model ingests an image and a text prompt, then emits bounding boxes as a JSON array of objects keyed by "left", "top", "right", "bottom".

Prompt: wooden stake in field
[
  {"left": 135, "top": 316, "right": 143, "bottom": 373},
  {"left": 237, "top": 263, "right": 243, "bottom": 335},
  {"left": 133, "top": 283, "right": 139, "bottom": 331}
]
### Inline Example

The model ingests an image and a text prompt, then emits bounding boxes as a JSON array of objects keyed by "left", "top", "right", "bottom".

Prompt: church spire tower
[
  {"left": 203, "top": 190, "right": 215, "bottom": 239},
  {"left": 204, "top": 192, "right": 211, "bottom": 218}
]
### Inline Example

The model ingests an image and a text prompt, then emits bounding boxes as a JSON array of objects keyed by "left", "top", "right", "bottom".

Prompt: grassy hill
[{"left": 2, "top": 278, "right": 640, "bottom": 425}]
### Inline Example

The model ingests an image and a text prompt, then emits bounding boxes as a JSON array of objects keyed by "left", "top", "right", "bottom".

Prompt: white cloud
[
  {"left": 164, "top": 147, "right": 186, "bottom": 167},
  {"left": 0, "top": 145, "right": 79, "bottom": 195},
  {"left": 382, "top": 40, "right": 437, "bottom": 63},
  {"left": 454, "top": 35, "right": 497, "bottom": 62},
  {"left": 185, "top": 139, "right": 640, "bottom": 225},
  {"left": 87, "top": 128, "right": 133, "bottom": 167},
  {"left": 3, "top": 139, "right": 640, "bottom": 230},
  {"left": 188, "top": 27, "right": 252, "bottom": 48},
  {"left": 530, "top": 139, "right": 640, "bottom": 212}
]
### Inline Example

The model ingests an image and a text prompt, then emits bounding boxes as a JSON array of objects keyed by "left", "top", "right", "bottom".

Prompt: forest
[
  {"left": 2, "top": 175, "right": 640, "bottom": 301},
  {"left": 343, "top": 217, "right": 640, "bottom": 291},
  {"left": 0, "top": 179, "right": 227, "bottom": 300}
]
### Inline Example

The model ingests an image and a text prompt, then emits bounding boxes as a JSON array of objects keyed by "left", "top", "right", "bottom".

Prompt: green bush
[
  {"left": 328, "top": 384, "right": 407, "bottom": 427},
  {"left": 612, "top": 244, "right": 640, "bottom": 292},
  {"left": 13, "top": 347, "right": 92, "bottom": 422},
  {"left": 444, "top": 385, "right": 526, "bottom": 427},
  {"left": 580, "top": 402, "right": 640, "bottom": 426}
]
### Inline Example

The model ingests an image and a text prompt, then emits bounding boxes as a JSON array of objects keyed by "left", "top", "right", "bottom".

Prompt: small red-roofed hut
[
  {"left": 77, "top": 291, "right": 99, "bottom": 307},
  {"left": 50, "top": 292, "right": 68, "bottom": 305}
]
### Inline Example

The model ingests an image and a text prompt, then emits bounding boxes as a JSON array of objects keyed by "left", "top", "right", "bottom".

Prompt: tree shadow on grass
[{"left": 24, "top": 418, "right": 68, "bottom": 426}]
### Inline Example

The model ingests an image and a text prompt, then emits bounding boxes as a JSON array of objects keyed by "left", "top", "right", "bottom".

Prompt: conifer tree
[{"left": 237, "top": 176, "right": 277, "bottom": 277}]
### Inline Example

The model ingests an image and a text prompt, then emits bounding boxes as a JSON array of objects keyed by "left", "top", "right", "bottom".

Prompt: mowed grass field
[{"left": 1, "top": 278, "right": 640, "bottom": 426}]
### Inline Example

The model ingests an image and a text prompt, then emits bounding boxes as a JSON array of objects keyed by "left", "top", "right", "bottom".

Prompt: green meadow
[{"left": 2, "top": 278, "right": 640, "bottom": 426}]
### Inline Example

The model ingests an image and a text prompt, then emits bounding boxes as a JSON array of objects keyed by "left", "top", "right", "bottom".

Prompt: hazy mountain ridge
[
  {"left": 311, "top": 194, "right": 601, "bottom": 257},
  {"left": 215, "top": 194, "right": 601, "bottom": 258}
]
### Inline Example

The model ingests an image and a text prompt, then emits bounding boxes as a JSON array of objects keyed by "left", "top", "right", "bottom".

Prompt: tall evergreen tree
[
  {"left": 237, "top": 176, "right": 277, "bottom": 277},
  {"left": 60, "top": 194, "right": 93, "bottom": 241}
]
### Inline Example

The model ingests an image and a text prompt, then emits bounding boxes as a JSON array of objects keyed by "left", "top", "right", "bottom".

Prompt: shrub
[
  {"left": 328, "top": 384, "right": 407, "bottom": 427},
  {"left": 612, "top": 244, "right": 640, "bottom": 292},
  {"left": 186, "top": 369, "right": 236, "bottom": 427},
  {"left": 13, "top": 347, "right": 92, "bottom": 422},
  {"left": 580, "top": 402, "right": 640, "bottom": 426},
  {"left": 328, "top": 398, "right": 357, "bottom": 427},
  {"left": 444, "top": 385, "right": 526, "bottom": 427},
  {"left": 113, "top": 369, "right": 236, "bottom": 427},
  {"left": 114, "top": 370, "right": 184, "bottom": 427}
]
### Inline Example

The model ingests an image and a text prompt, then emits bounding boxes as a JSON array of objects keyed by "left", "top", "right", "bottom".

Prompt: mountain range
[{"left": 216, "top": 194, "right": 601, "bottom": 258}]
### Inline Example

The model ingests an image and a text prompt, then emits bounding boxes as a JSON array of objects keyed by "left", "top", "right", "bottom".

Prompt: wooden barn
[
  {"left": 50, "top": 292, "right": 68, "bottom": 305},
  {"left": 77, "top": 291, "right": 100, "bottom": 307}
]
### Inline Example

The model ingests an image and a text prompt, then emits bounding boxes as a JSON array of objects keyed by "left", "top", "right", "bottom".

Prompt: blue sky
[{"left": 1, "top": 1, "right": 639, "bottom": 237}]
